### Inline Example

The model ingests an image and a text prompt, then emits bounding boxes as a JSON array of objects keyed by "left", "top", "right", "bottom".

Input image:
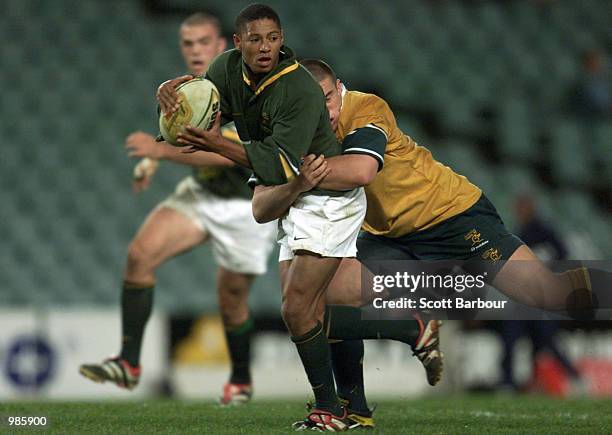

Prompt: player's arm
[
  {"left": 318, "top": 124, "right": 387, "bottom": 190},
  {"left": 178, "top": 90, "right": 321, "bottom": 185},
  {"left": 251, "top": 154, "right": 330, "bottom": 223},
  {"left": 177, "top": 114, "right": 250, "bottom": 166},
  {"left": 125, "top": 131, "right": 235, "bottom": 167},
  {"left": 318, "top": 154, "right": 378, "bottom": 190}
]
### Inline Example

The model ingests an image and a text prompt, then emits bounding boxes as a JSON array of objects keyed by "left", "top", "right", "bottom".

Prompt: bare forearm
[
  {"left": 205, "top": 137, "right": 251, "bottom": 168},
  {"left": 318, "top": 154, "right": 378, "bottom": 190},
  {"left": 158, "top": 141, "right": 235, "bottom": 167},
  {"left": 252, "top": 182, "right": 303, "bottom": 223}
]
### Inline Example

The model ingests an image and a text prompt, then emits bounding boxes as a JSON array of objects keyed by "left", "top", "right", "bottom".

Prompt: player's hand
[
  {"left": 295, "top": 154, "right": 330, "bottom": 192},
  {"left": 176, "top": 111, "right": 223, "bottom": 152},
  {"left": 125, "top": 131, "right": 162, "bottom": 159},
  {"left": 157, "top": 75, "right": 193, "bottom": 114},
  {"left": 132, "top": 157, "right": 159, "bottom": 192}
]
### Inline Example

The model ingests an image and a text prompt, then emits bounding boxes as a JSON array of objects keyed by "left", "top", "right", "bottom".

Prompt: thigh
[
  {"left": 217, "top": 266, "right": 255, "bottom": 294},
  {"left": 492, "top": 245, "right": 572, "bottom": 309},
  {"left": 283, "top": 254, "right": 341, "bottom": 305},
  {"left": 325, "top": 258, "right": 363, "bottom": 306},
  {"left": 131, "top": 206, "right": 207, "bottom": 266},
  {"left": 279, "top": 260, "right": 292, "bottom": 290}
]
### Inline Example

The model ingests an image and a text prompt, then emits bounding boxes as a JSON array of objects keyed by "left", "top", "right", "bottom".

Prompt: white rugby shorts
[
  {"left": 159, "top": 176, "right": 277, "bottom": 274},
  {"left": 278, "top": 187, "right": 366, "bottom": 261}
]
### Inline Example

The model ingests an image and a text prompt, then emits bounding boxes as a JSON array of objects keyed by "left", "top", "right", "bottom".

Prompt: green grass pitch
[{"left": 3, "top": 395, "right": 612, "bottom": 434}]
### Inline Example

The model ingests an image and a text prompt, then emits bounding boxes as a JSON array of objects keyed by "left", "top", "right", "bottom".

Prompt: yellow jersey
[{"left": 336, "top": 89, "right": 481, "bottom": 237}]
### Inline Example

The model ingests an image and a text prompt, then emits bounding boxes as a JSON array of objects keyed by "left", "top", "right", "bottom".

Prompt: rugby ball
[{"left": 159, "top": 77, "right": 220, "bottom": 147}]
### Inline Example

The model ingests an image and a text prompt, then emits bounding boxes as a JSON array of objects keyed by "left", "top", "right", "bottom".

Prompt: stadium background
[{"left": 1, "top": 0, "right": 611, "bottom": 402}]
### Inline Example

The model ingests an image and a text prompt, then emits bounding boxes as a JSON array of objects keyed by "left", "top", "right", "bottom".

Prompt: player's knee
[
  {"left": 219, "top": 287, "right": 248, "bottom": 318},
  {"left": 280, "top": 298, "right": 301, "bottom": 326},
  {"left": 126, "top": 239, "right": 154, "bottom": 272}
]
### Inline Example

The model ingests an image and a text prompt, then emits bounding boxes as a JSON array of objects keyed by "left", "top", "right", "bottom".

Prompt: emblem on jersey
[{"left": 482, "top": 248, "right": 502, "bottom": 263}]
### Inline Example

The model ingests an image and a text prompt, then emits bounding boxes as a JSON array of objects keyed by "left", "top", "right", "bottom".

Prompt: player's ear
[
  {"left": 336, "top": 79, "right": 343, "bottom": 94},
  {"left": 279, "top": 29, "right": 284, "bottom": 45},
  {"left": 232, "top": 33, "right": 241, "bottom": 50}
]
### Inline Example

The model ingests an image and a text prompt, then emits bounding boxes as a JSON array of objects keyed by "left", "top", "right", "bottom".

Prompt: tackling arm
[
  {"left": 251, "top": 154, "right": 330, "bottom": 223},
  {"left": 318, "top": 154, "right": 378, "bottom": 190},
  {"left": 318, "top": 122, "right": 388, "bottom": 190},
  {"left": 252, "top": 183, "right": 303, "bottom": 224}
]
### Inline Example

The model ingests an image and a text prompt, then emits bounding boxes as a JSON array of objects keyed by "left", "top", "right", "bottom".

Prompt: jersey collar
[{"left": 241, "top": 46, "right": 299, "bottom": 96}]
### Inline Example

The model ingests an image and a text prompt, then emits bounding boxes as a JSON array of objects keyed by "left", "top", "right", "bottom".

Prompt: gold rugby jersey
[{"left": 336, "top": 89, "right": 482, "bottom": 237}]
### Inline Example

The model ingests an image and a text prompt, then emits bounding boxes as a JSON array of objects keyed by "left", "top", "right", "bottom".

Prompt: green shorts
[{"left": 357, "top": 194, "right": 524, "bottom": 280}]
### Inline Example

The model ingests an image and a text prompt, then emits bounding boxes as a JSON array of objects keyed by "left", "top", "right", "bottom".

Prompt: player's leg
[
  {"left": 492, "top": 245, "right": 576, "bottom": 310},
  {"left": 445, "top": 194, "right": 609, "bottom": 317},
  {"left": 324, "top": 237, "right": 443, "bottom": 387},
  {"left": 216, "top": 267, "right": 255, "bottom": 405},
  {"left": 324, "top": 259, "right": 371, "bottom": 424},
  {"left": 202, "top": 194, "right": 277, "bottom": 404},
  {"left": 80, "top": 205, "right": 206, "bottom": 388},
  {"left": 282, "top": 253, "right": 348, "bottom": 422}
]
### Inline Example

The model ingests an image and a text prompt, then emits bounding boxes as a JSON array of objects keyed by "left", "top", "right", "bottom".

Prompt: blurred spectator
[
  {"left": 569, "top": 49, "right": 611, "bottom": 120},
  {"left": 514, "top": 194, "right": 567, "bottom": 261},
  {"left": 498, "top": 194, "right": 583, "bottom": 393}
]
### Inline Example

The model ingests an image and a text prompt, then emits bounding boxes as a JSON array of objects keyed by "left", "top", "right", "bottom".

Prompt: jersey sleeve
[
  {"left": 243, "top": 88, "right": 323, "bottom": 186},
  {"left": 341, "top": 123, "right": 387, "bottom": 171},
  {"left": 205, "top": 54, "right": 233, "bottom": 126},
  {"left": 220, "top": 123, "right": 242, "bottom": 144},
  {"left": 340, "top": 96, "right": 393, "bottom": 171}
]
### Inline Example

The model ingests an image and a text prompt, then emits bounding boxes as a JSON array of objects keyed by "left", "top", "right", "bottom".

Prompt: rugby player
[
  {"left": 79, "top": 12, "right": 277, "bottom": 406},
  {"left": 300, "top": 59, "right": 608, "bottom": 321},
  {"left": 158, "top": 4, "right": 395, "bottom": 431},
  {"left": 254, "top": 58, "right": 610, "bottom": 428}
]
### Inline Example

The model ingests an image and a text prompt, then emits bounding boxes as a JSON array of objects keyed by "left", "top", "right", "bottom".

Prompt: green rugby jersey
[
  {"left": 191, "top": 125, "right": 252, "bottom": 199},
  {"left": 156, "top": 125, "right": 252, "bottom": 200},
  {"left": 205, "top": 46, "right": 342, "bottom": 192}
]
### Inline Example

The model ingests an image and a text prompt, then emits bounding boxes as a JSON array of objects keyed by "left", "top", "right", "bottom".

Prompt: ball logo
[
  {"left": 166, "top": 91, "right": 193, "bottom": 136},
  {"left": 205, "top": 100, "right": 220, "bottom": 130}
]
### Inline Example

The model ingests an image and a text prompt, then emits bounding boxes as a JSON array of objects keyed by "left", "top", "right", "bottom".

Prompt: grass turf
[{"left": 2, "top": 395, "right": 612, "bottom": 434}]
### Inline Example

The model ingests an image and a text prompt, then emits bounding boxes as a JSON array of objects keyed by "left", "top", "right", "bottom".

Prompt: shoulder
[
  {"left": 283, "top": 64, "right": 322, "bottom": 94},
  {"left": 344, "top": 91, "right": 391, "bottom": 117},
  {"left": 207, "top": 49, "right": 242, "bottom": 78},
  {"left": 211, "top": 49, "right": 241, "bottom": 66},
  {"left": 271, "top": 63, "right": 325, "bottom": 107}
]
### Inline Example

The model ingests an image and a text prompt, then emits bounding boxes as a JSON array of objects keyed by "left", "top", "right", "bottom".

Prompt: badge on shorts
[{"left": 482, "top": 247, "right": 502, "bottom": 263}]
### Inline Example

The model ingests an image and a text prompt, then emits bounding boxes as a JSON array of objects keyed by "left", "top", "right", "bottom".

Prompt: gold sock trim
[
  {"left": 292, "top": 324, "right": 323, "bottom": 345},
  {"left": 581, "top": 266, "right": 592, "bottom": 292}
]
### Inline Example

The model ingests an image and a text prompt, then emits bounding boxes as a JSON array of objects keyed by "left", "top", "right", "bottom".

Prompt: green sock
[
  {"left": 292, "top": 322, "right": 342, "bottom": 415},
  {"left": 225, "top": 318, "right": 253, "bottom": 384},
  {"left": 325, "top": 305, "right": 420, "bottom": 347},
  {"left": 119, "top": 284, "right": 153, "bottom": 366},
  {"left": 330, "top": 340, "right": 369, "bottom": 414}
]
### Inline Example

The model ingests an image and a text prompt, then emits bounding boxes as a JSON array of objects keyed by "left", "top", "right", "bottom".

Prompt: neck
[
  {"left": 248, "top": 70, "right": 267, "bottom": 89},
  {"left": 245, "top": 62, "right": 279, "bottom": 90}
]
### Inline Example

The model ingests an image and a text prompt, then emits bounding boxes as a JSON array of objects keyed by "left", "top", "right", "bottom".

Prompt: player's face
[
  {"left": 233, "top": 19, "right": 283, "bottom": 75},
  {"left": 180, "top": 24, "right": 227, "bottom": 76},
  {"left": 319, "top": 77, "right": 343, "bottom": 131}
]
